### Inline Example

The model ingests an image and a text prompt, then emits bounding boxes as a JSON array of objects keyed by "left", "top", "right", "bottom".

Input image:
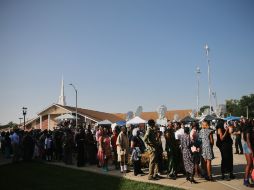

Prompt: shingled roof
[
  {"left": 38, "top": 104, "right": 191, "bottom": 124},
  {"left": 114, "top": 109, "right": 192, "bottom": 121},
  {"left": 59, "top": 105, "right": 123, "bottom": 123}
]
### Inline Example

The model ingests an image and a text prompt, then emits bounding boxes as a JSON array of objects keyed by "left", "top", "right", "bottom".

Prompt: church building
[{"left": 22, "top": 78, "right": 191, "bottom": 130}]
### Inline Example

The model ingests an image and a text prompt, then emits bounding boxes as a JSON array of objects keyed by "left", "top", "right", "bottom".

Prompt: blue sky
[{"left": 0, "top": 0, "right": 253, "bottom": 124}]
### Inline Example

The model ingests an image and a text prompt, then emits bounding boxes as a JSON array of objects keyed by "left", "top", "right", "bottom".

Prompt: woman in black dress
[{"left": 216, "top": 120, "right": 235, "bottom": 180}]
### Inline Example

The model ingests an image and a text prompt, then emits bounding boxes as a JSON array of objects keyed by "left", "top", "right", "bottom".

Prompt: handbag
[{"left": 191, "top": 146, "right": 197, "bottom": 153}]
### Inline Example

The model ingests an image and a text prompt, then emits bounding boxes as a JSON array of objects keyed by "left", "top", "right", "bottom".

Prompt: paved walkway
[
  {"left": 0, "top": 146, "right": 250, "bottom": 190},
  {"left": 48, "top": 146, "right": 250, "bottom": 190}
]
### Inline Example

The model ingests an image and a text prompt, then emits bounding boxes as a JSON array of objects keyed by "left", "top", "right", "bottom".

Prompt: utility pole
[{"left": 204, "top": 43, "right": 212, "bottom": 114}]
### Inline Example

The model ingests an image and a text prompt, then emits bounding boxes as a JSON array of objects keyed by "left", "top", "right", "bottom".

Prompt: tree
[
  {"left": 239, "top": 94, "right": 254, "bottom": 118},
  {"left": 0, "top": 121, "right": 18, "bottom": 130},
  {"left": 7, "top": 122, "right": 18, "bottom": 129},
  {"left": 225, "top": 94, "right": 254, "bottom": 118},
  {"left": 226, "top": 99, "right": 241, "bottom": 116}
]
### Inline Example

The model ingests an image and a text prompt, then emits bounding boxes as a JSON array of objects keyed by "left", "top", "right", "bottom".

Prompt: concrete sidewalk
[
  {"left": 0, "top": 145, "right": 250, "bottom": 190},
  {"left": 47, "top": 146, "right": 250, "bottom": 190}
]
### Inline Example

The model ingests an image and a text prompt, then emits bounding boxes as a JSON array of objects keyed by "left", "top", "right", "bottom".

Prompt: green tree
[
  {"left": 226, "top": 94, "right": 254, "bottom": 118},
  {"left": 239, "top": 94, "right": 254, "bottom": 118},
  {"left": 226, "top": 99, "right": 240, "bottom": 116},
  {"left": 7, "top": 122, "right": 18, "bottom": 129},
  {"left": 0, "top": 121, "right": 18, "bottom": 130}
]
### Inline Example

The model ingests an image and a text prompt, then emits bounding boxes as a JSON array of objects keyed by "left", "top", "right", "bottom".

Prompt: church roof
[
  {"left": 114, "top": 109, "right": 192, "bottom": 121},
  {"left": 37, "top": 103, "right": 191, "bottom": 124},
  {"left": 57, "top": 105, "right": 123, "bottom": 123}
]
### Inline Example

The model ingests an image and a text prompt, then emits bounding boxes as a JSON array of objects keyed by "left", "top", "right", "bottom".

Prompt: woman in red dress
[{"left": 97, "top": 127, "right": 111, "bottom": 171}]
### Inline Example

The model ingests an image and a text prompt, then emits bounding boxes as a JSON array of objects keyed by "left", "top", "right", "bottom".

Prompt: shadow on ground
[
  {"left": 0, "top": 161, "right": 181, "bottom": 190},
  {"left": 212, "top": 164, "right": 245, "bottom": 181}
]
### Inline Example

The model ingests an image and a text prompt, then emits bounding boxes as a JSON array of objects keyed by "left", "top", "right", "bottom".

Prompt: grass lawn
[{"left": 0, "top": 162, "right": 182, "bottom": 190}]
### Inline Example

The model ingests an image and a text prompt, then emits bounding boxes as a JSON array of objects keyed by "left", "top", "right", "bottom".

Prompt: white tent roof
[
  {"left": 55, "top": 113, "right": 76, "bottom": 120},
  {"left": 97, "top": 119, "right": 112, "bottom": 125},
  {"left": 126, "top": 116, "right": 147, "bottom": 125}
]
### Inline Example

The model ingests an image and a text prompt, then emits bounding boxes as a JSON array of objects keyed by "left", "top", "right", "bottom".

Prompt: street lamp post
[
  {"left": 204, "top": 44, "right": 212, "bottom": 114},
  {"left": 22, "top": 107, "right": 27, "bottom": 130},
  {"left": 212, "top": 92, "right": 218, "bottom": 110},
  {"left": 19, "top": 117, "right": 23, "bottom": 127},
  {"left": 196, "top": 66, "right": 201, "bottom": 116},
  {"left": 69, "top": 83, "right": 78, "bottom": 128}
]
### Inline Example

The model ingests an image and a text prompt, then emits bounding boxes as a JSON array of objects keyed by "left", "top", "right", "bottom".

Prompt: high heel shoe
[{"left": 190, "top": 178, "right": 198, "bottom": 184}]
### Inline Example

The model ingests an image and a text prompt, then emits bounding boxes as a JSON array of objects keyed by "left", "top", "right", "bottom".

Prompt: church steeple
[{"left": 58, "top": 76, "right": 66, "bottom": 106}]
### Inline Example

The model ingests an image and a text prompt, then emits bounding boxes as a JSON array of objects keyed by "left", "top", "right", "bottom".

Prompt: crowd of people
[{"left": 0, "top": 117, "right": 253, "bottom": 187}]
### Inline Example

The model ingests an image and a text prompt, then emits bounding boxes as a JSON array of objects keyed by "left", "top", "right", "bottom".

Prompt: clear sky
[{"left": 0, "top": 0, "right": 253, "bottom": 124}]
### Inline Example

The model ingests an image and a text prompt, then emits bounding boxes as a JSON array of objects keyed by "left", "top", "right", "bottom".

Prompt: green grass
[{"left": 0, "top": 162, "right": 181, "bottom": 190}]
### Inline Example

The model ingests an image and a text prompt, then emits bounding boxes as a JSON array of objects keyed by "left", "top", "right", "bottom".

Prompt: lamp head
[
  {"left": 22, "top": 107, "right": 27, "bottom": 115},
  {"left": 204, "top": 43, "right": 210, "bottom": 56},
  {"left": 196, "top": 66, "right": 201, "bottom": 74}
]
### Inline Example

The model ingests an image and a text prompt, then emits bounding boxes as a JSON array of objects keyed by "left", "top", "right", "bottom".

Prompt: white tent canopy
[
  {"left": 97, "top": 119, "right": 112, "bottom": 125},
  {"left": 55, "top": 113, "right": 76, "bottom": 120},
  {"left": 111, "top": 123, "right": 117, "bottom": 131},
  {"left": 126, "top": 116, "right": 147, "bottom": 125}
]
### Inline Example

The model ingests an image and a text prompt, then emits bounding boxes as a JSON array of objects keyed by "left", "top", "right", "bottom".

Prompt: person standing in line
[
  {"left": 165, "top": 128, "right": 178, "bottom": 180},
  {"left": 111, "top": 128, "right": 119, "bottom": 169},
  {"left": 4, "top": 132, "right": 11, "bottom": 159},
  {"left": 23, "top": 131, "right": 35, "bottom": 162},
  {"left": 199, "top": 120, "right": 215, "bottom": 181},
  {"left": 45, "top": 133, "right": 53, "bottom": 161},
  {"left": 233, "top": 121, "right": 243, "bottom": 154},
  {"left": 86, "top": 125, "right": 96, "bottom": 165},
  {"left": 98, "top": 127, "right": 111, "bottom": 172},
  {"left": 130, "top": 127, "right": 145, "bottom": 176},
  {"left": 216, "top": 120, "right": 235, "bottom": 180},
  {"left": 156, "top": 130, "right": 164, "bottom": 176},
  {"left": 95, "top": 126, "right": 103, "bottom": 167},
  {"left": 54, "top": 130, "right": 63, "bottom": 161},
  {"left": 39, "top": 130, "right": 47, "bottom": 160},
  {"left": 180, "top": 127, "right": 197, "bottom": 184},
  {"left": 76, "top": 128, "right": 86, "bottom": 167},
  {"left": 144, "top": 119, "right": 159, "bottom": 180},
  {"left": 116, "top": 126, "right": 129, "bottom": 173},
  {"left": 241, "top": 118, "right": 254, "bottom": 187},
  {"left": 63, "top": 129, "right": 74, "bottom": 165},
  {"left": 190, "top": 124, "right": 201, "bottom": 178},
  {"left": 0, "top": 132, "right": 6, "bottom": 156},
  {"left": 11, "top": 129, "right": 20, "bottom": 163}
]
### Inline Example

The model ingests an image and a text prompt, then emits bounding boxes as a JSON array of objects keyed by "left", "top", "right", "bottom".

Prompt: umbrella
[
  {"left": 181, "top": 116, "right": 197, "bottom": 123},
  {"left": 223, "top": 116, "right": 240, "bottom": 121},
  {"left": 115, "top": 120, "right": 126, "bottom": 126},
  {"left": 97, "top": 119, "right": 112, "bottom": 125},
  {"left": 55, "top": 113, "right": 76, "bottom": 120},
  {"left": 126, "top": 116, "right": 147, "bottom": 125}
]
